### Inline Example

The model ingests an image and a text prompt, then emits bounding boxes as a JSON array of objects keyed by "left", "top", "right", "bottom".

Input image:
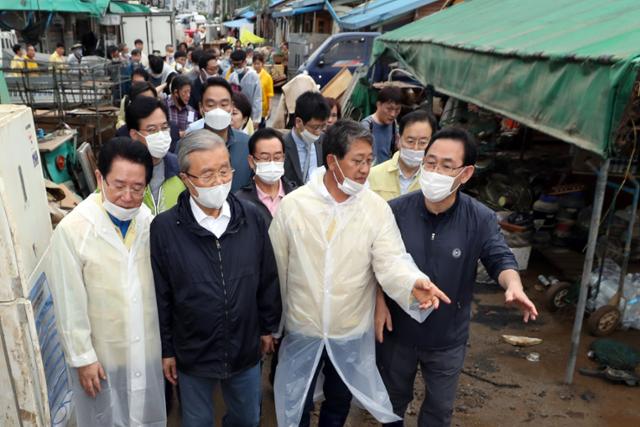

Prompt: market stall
[{"left": 368, "top": 0, "right": 640, "bottom": 383}]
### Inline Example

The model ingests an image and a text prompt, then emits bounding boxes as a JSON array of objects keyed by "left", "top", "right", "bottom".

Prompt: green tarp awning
[
  {"left": 108, "top": 1, "right": 150, "bottom": 14},
  {"left": 0, "top": 0, "right": 109, "bottom": 16},
  {"left": 372, "top": 0, "right": 640, "bottom": 156}
]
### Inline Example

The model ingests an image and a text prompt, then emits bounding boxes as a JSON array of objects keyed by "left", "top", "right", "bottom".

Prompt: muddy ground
[{"left": 168, "top": 253, "right": 640, "bottom": 426}]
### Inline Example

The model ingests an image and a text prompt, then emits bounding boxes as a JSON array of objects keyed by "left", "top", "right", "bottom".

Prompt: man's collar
[
  {"left": 291, "top": 129, "right": 305, "bottom": 148},
  {"left": 423, "top": 192, "right": 461, "bottom": 218},
  {"left": 384, "top": 151, "right": 401, "bottom": 172},
  {"left": 189, "top": 196, "right": 231, "bottom": 222},
  {"left": 255, "top": 179, "right": 284, "bottom": 200}
]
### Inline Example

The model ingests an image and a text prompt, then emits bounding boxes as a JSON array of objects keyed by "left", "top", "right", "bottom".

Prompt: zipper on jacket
[
  {"left": 216, "top": 239, "right": 230, "bottom": 376},
  {"left": 431, "top": 232, "right": 436, "bottom": 241}
]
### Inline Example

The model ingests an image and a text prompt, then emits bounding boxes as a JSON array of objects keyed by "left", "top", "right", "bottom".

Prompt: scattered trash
[
  {"left": 580, "top": 391, "right": 596, "bottom": 402},
  {"left": 45, "top": 179, "right": 81, "bottom": 226},
  {"left": 588, "top": 339, "right": 640, "bottom": 371},
  {"left": 537, "top": 275, "right": 560, "bottom": 287},
  {"left": 579, "top": 367, "right": 639, "bottom": 387},
  {"left": 526, "top": 352, "right": 540, "bottom": 362},
  {"left": 502, "top": 335, "right": 543, "bottom": 347},
  {"left": 460, "top": 369, "right": 521, "bottom": 389}
]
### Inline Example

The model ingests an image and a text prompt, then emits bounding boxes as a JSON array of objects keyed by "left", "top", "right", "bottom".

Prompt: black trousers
[
  {"left": 377, "top": 338, "right": 466, "bottom": 427},
  {"left": 300, "top": 349, "right": 353, "bottom": 427}
]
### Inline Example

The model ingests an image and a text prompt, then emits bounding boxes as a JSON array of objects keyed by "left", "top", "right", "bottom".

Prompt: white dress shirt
[{"left": 190, "top": 197, "right": 231, "bottom": 238}]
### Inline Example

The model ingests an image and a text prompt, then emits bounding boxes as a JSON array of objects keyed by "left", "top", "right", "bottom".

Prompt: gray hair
[
  {"left": 177, "top": 129, "right": 227, "bottom": 173},
  {"left": 322, "top": 119, "right": 373, "bottom": 167}
]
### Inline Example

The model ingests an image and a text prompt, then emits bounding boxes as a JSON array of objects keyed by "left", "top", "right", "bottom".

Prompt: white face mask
[
  {"left": 143, "top": 130, "right": 171, "bottom": 159},
  {"left": 332, "top": 155, "right": 367, "bottom": 197},
  {"left": 300, "top": 128, "right": 319, "bottom": 145},
  {"left": 255, "top": 161, "right": 285, "bottom": 184},
  {"left": 191, "top": 180, "right": 231, "bottom": 209},
  {"left": 101, "top": 182, "right": 140, "bottom": 221},
  {"left": 202, "top": 68, "right": 219, "bottom": 81},
  {"left": 399, "top": 147, "right": 424, "bottom": 168},
  {"left": 419, "top": 168, "right": 464, "bottom": 203},
  {"left": 205, "top": 108, "right": 232, "bottom": 131}
]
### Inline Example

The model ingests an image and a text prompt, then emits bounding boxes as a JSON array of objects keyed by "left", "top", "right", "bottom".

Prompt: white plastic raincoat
[
  {"left": 269, "top": 167, "right": 431, "bottom": 426},
  {"left": 48, "top": 193, "right": 166, "bottom": 426}
]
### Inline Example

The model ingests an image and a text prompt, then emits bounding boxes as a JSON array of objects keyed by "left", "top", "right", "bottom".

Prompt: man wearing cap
[{"left": 68, "top": 43, "right": 84, "bottom": 66}]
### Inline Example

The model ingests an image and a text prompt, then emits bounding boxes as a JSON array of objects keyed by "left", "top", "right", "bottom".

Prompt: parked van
[{"left": 297, "top": 32, "right": 380, "bottom": 88}]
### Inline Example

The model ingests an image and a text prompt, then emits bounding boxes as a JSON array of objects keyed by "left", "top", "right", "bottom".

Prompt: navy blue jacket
[
  {"left": 150, "top": 191, "right": 282, "bottom": 378},
  {"left": 162, "top": 152, "right": 180, "bottom": 179},
  {"left": 386, "top": 191, "right": 518, "bottom": 350}
]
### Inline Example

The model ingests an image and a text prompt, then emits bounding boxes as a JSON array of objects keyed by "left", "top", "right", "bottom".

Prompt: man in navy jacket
[
  {"left": 375, "top": 127, "right": 538, "bottom": 427},
  {"left": 150, "top": 129, "right": 281, "bottom": 427}
]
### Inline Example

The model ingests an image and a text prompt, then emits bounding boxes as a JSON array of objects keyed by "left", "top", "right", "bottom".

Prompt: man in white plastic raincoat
[
  {"left": 269, "top": 120, "right": 451, "bottom": 427},
  {"left": 49, "top": 137, "right": 166, "bottom": 426}
]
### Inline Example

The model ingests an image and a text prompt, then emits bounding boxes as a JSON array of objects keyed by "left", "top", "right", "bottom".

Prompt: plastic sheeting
[
  {"left": 0, "top": 0, "right": 110, "bottom": 15},
  {"left": 48, "top": 193, "right": 165, "bottom": 426},
  {"left": 372, "top": 0, "right": 640, "bottom": 157},
  {"left": 269, "top": 167, "right": 431, "bottom": 426},
  {"left": 240, "top": 28, "right": 266, "bottom": 46},
  {"left": 589, "top": 258, "right": 640, "bottom": 330},
  {"left": 108, "top": 1, "right": 151, "bottom": 14}
]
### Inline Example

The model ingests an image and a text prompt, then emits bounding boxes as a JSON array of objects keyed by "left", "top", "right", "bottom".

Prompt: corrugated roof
[
  {"left": 372, "top": 0, "right": 640, "bottom": 156},
  {"left": 339, "top": 0, "right": 438, "bottom": 30},
  {"left": 272, "top": 0, "right": 324, "bottom": 18},
  {"left": 377, "top": 0, "right": 640, "bottom": 62}
]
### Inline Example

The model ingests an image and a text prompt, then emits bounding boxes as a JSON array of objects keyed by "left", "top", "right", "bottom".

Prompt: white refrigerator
[{"left": 0, "top": 105, "right": 74, "bottom": 426}]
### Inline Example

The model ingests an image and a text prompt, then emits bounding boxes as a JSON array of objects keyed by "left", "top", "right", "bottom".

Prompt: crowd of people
[
  {"left": 40, "top": 35, "right": 539, "bottom": 427},
  {"left": 7, "top": 38, "right": 282, "bottom": 129}
]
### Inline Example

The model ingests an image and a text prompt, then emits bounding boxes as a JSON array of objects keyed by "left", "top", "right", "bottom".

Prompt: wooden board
[
  {"left": 321, "top": 68, "right": 353, "bottom": 100},
  {"left": 38, "top": 130, "right": 76, "bottom": 152}
]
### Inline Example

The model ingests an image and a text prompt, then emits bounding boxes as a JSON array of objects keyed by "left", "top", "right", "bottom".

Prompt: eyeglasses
[
  {"left": 422, "top": 159, "right": 465, "bottom": 175},
  {"left": 139, "top": 124, "right": 170, "bottom": 135},
  {"left": 185, "top": 168, "right": 235, "bottom": 186},
  {"left": 349, "top": 157, "right": 375, "bottom": 168},
  {"left": 402, "top": 137, "right": 430, "bottom": 149},
  {"left": 253, "top": 154, "right": 285, "bottom": 162},
  {"left": 305, "top": 123, "right": 326, "bottom": 134},
  {"left": 104, "top": 178, "right": 146, "bottom": 198}
]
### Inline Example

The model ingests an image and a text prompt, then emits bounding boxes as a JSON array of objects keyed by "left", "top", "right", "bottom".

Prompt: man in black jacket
[
  {"left": 150, "top": 129, "right": 281, "bottom": 427},
  {"left": 375, "top": 127, "right": 538, "bottom": 427},
  {"left": 283, "top": 91, "right": 329, "bottom": 186},
  {"left": 189, "top": 51, "right": 220, "bottom": 111},
  {"left": 235, "top": 128, "right": 296, "bottom": 224}
]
